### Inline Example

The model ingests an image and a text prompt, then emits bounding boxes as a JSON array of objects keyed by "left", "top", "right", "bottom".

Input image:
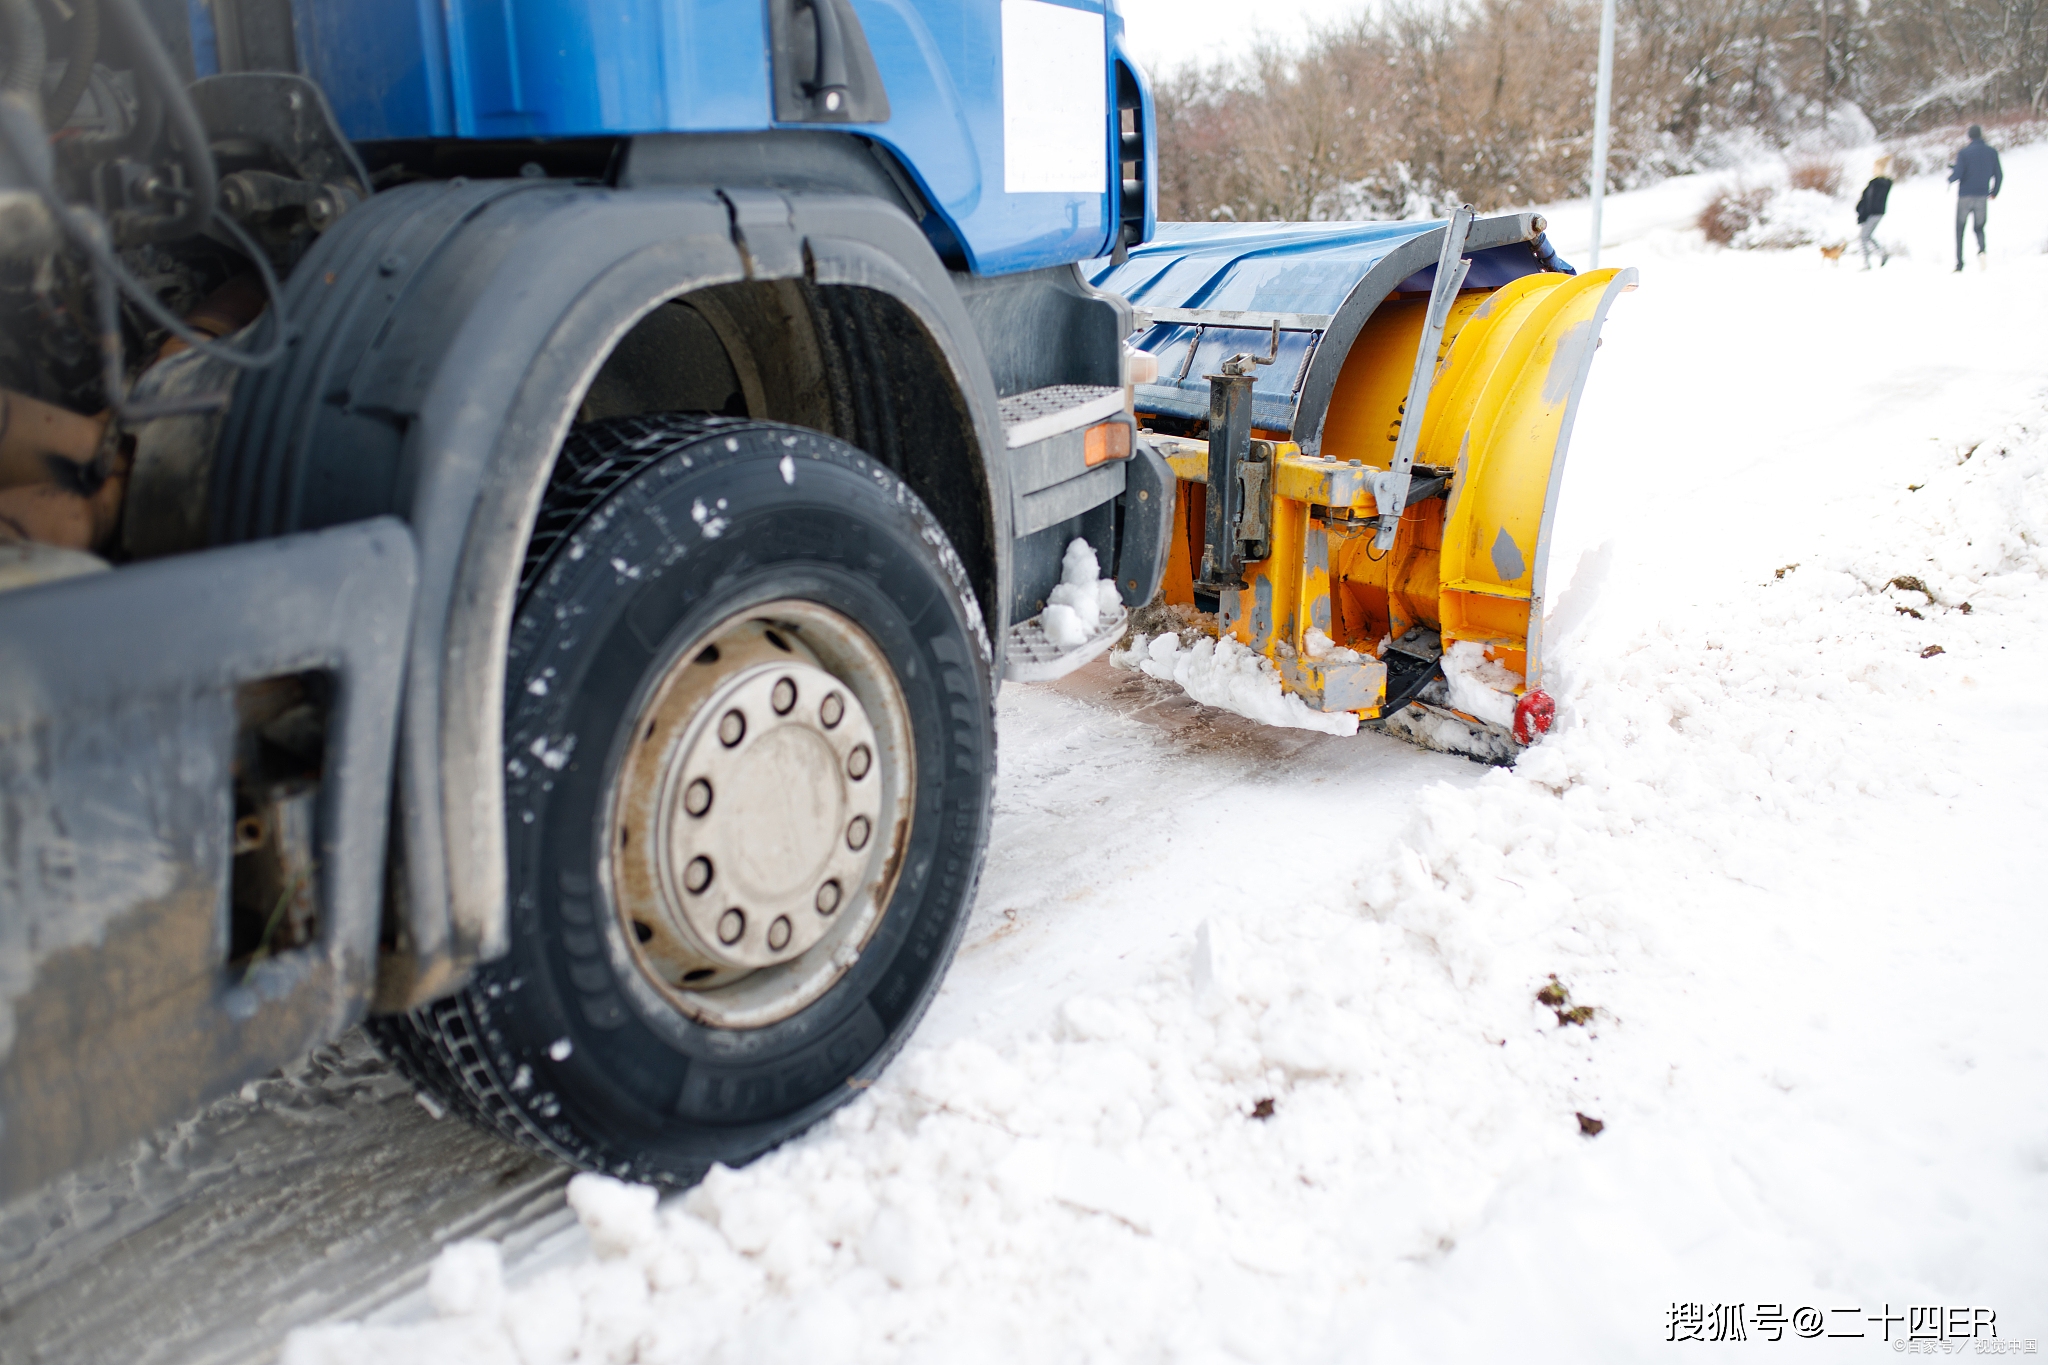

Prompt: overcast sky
[{"left": 1117, "top": 0, "right": 1368, "bottom": 76}]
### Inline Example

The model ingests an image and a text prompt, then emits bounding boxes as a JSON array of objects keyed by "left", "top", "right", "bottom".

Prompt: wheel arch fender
[{"left": 215, "top": 179, "right": 1008, "bottom": 1005}]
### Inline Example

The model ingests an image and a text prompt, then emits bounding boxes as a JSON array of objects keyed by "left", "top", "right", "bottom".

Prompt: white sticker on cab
[{"left": 1001, "top": 0, "right": 1108, "bottom": 196}]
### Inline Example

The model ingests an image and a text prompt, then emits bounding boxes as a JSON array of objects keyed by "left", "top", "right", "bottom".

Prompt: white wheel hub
[
  {"left": 606, "top": 604, "right": 913, "bottom": 1029},
  {"left": 658, "top": 658, "right": 880, "bottom": 968}
]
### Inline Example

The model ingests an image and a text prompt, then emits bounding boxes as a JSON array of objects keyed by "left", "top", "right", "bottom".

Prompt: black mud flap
[
  {"left": 0, "top": 519, "right": 415, "bottom": 1199},
  {"left": 1115, "top": 436, "right": 1175, "bottom": 609}
]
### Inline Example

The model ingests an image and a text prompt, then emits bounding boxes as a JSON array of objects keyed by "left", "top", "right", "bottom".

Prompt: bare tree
[{"left": 1150, "top": 0, "right": 2047, "bottom": 223}]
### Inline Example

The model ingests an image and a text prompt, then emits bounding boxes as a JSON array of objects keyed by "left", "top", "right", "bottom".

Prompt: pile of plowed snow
[{"left": 1114, "top": 631, "right": 1361, "bottom": 736}]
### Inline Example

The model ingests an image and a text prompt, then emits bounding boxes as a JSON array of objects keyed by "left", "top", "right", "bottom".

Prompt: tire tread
[{"left": 371, "top": 412, "right": 992, "bottom": 1185}]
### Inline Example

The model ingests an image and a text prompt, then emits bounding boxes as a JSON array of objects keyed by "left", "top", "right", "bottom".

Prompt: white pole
[{"left": 1588, "top": 0, "right": 1616, "bottom": 269}]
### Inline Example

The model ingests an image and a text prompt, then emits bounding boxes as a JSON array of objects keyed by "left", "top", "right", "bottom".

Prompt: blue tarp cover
[{"left": 1091, "top": 220, "right": 1572, "bottom": 433}]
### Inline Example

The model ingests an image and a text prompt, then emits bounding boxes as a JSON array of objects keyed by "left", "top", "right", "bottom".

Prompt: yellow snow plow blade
[
  {"left": 1392, "top": 266, "right": 1632, "bottom": 682},
  {"left": 1108, "top": 213, "right": 1632, "bottom": 742}
]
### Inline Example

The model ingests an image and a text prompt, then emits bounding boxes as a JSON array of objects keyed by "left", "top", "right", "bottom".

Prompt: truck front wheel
[{"left": 376, "top": 415, "right": 996, "bottom": 1185}]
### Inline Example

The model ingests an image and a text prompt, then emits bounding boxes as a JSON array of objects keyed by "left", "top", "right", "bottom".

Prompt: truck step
[
  {"left": 1002, "top": 601, "right": 1130, "bottom": 682},
  {"left": 999, "top": 384, "right": 1125, "bottom": 448}
]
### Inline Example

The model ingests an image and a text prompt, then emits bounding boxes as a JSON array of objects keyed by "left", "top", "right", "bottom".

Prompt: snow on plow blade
[{"left": 1095, "top": 214, "right": 1634, "bottom": 749}]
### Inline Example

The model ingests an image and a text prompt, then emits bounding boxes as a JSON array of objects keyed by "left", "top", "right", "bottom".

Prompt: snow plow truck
[{"left": 0, "top": 0, "right": 1629, "bottom": 1197}]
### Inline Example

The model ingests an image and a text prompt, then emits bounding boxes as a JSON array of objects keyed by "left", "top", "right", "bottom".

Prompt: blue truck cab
[
  {"left": 0, "top": 0, "right": 1166, "bottom": 1196},
  {"left": 268, "top": 0, "right": 1157, "bottom": 274}
]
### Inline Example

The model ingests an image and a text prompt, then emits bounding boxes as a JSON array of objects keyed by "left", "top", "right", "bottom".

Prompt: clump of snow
[
  {"left": 1438, "top": 640, "right": 1520, "bottom": 729},
  {"left": 424, "top": 1241, "right": 503, "bottom": 1319},
  {"left": 567, "top": 1173, "right": 660, "bottom": 1260},
  {"left": 1041, "top": 538, "right": 1122, "bottom": 649},
  {"left": 1113, "top": 631, "right": 1360, "bottom": 736},
  {"left": 1301, "top": 627, "right": 1363, "bottom": 664}
]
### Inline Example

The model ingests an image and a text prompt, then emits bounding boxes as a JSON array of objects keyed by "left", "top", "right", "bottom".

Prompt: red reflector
[
  {"left": 1084, "top": 421, "right": 1131, "bottom": 467},
  {"left": 1512, "top": 689, "right": 1555, "bottom": 744}
]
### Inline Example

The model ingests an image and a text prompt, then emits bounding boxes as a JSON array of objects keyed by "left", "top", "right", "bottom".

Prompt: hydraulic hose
[
  {"left": 44, "top": 0, "right": 100, "bottom": 130},
  {"left": 0, "top": 0, "right": 47, "bottom": 110}
]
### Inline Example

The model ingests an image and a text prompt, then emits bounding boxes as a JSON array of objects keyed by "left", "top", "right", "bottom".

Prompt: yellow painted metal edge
[
  {"left": 1271, "top": 450, "right": 1380, "bottom": 508},
  {"left": 1521, "top": 266, "right": 1640, "bottom": 689},
  {"left": 1441, "top": 579, "right": 1532, "bottom": 602},
  {"left": 1148, "top": 437, "right": 1210, "bottom": 484}
]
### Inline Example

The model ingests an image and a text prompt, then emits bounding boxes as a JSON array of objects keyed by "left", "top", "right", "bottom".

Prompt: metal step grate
[
  {"left": 1002, "top": 601, "right": 1129, "bottom": 682},
  {"left": 998, "top": 384, "right": 1124, "bottom": 448}
]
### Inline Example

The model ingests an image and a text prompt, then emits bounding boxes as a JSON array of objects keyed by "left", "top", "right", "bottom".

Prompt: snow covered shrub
[
  {"left": 1786, "top": 155, "right": 1843, "bottom": 196},
  {"left": 1697, "top": 182, "right": 1773, "bottom": 245},
  {"left": 1738, "top": 187, "right": 1837, "bottom": 248},
  {"left": 1698, "top": 179, "right": 1838, "bottom": 250}
]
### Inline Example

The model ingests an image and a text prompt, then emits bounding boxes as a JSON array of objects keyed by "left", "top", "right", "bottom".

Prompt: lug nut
[
  {"left": 846, "top": 815, "right": 871, "bottom": 851},
  {"left": 772, "top": 677, "right": 797, "bottom": 714},
  {"left": 719, "top": 709, "right": 746, "bottom": 746},
  {"left": 816, "top": 880, "right": 842, "bottom": 915},
  {"left": 685, "top": 856, "right": 713, "bottom": 893},
  {"left": 820, "top": 693, "right": 844, "bottom": 728},
  {"left": 684, "top": 778, "right": 712, "bottom": 816},
  {"left": 847, "top": 744, "right": 871, "bottom": 780},
  {"left": 767, "top": 916, "right": 793, "bottom": 951},
  {"left": 717, "top": 908, "right": 745, "bottom": 944}
]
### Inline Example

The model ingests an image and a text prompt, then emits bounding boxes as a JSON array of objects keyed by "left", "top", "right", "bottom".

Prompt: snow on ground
[
  {"left": 287, "top": 154, "right": 2048, "bottom": 1363},
  {"left": 1538, "top": 136, "right": 2048, "bottom": 268},
  {"left": 1115, "top": 632, "right": 1361, "bottom": 736},
  {"left": 1436, "top": 640, "right": 1519, "bottom": 730}
]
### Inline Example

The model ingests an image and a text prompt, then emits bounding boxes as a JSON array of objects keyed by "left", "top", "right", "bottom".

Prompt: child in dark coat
[{"left": 1854, "top": 157, "right": 1892, "bottom": 269}]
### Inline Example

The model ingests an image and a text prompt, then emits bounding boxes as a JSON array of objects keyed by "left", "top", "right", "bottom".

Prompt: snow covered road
[{"left": 289, "top": 151, "right": 2048, "bottom": 1364}]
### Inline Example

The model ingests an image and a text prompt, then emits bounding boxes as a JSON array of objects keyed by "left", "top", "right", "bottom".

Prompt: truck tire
[{"left": 374, "top": 414, "right": 996, "bottom": 1185}]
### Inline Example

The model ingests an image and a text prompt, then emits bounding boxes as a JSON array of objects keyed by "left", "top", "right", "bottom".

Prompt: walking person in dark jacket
[
  {"left": 1855, "top": 157, "right": 1892, "bottom": 269},
  {"left": 1950, "top": 125, "right": 2004, "bottom": 271}
]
